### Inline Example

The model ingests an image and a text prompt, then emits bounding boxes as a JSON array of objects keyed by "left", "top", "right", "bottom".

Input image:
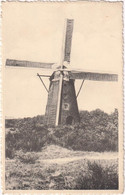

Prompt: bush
[
  {"left": 5, "top": 123, "right": 48, "bottom": 153},
  {"left": 75, "top": 161, "right": 118, "bottom": 189},
  {"left": 16, "top": 150, "right": 39, "bottom": 164},
  {"left": 6, "top": 146, "right": 15, "bottom": 159},
  {"left": 5, "top": 109, "right": 118, "bottom": 154}
]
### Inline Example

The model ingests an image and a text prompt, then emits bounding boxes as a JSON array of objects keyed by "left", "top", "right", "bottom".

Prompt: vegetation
[
  {"left": 5, "top": 109, "right": 118, "bottom": 190},
  {"left": 5, "top": 109, "right": 118, "bottom": 158},
  {"left": 6, "top": 153, "right": 118, "bottom": 190},
  {"left": 75, "top": 161, "right": 118, "bottom": 189}
]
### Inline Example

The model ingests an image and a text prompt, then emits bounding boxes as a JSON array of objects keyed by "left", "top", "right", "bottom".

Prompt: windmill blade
[
  {"left": 64, "top": 19, "right": 74, "bottom": 63},
  {"left": 6, "top": 59, "right": 55, "bottom": 69},
  {"left": 70, "top": 71, "right": 118, "bottom": 81}
]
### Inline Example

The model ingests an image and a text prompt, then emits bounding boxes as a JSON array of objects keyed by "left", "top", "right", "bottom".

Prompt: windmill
[{"left": 6, "top": 19, "right": 118, "bottom": 126}]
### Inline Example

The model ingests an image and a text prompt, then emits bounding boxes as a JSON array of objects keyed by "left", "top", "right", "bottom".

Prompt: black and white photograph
[{"left": 2, "top": 1, "right": 123, "bottom": 193}]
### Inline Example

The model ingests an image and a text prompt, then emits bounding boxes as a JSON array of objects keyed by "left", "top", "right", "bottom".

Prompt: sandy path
[{"left": 38, "top": 153, "right": 118, "bottom": 164}]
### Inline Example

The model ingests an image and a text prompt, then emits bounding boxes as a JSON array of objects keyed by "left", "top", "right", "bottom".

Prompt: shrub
[
  {"left": 16, "top": 150, "right": 39, "bottom": 164},
  {"left": 6, "top": 146, "right": 15, "bottom": 159},
  {"left": 5, "top": 109, "right": 118, "bottom": 153},
  {"left": 75, "top": 161, "right": 118, "bottom": 189}
]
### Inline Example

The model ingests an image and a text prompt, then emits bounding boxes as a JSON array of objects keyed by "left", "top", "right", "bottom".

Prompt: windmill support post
[
  {"left": 37, "top": 73, "right": 49, "bottom": 93},
  {"left": 76, "top": 80, "right": 84, "bottom": 98}
]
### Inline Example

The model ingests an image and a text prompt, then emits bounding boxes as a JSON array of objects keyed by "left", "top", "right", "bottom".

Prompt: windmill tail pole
[{"left": 55, "top": 72, "right": 63, "bottom": 126}]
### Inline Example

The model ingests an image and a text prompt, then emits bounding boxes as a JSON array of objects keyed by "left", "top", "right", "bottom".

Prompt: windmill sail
[
  {"left": 64, "top": 19, "right": 74, "bottom": 63},
  {"left": 70, "top": 71, "right": 118, "bottom": 81},
  {"left": 6, "top": 59, "right": 55, "bottom": 69}
]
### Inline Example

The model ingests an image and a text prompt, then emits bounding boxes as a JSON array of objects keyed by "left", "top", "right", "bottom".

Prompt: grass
[{"left": 5, "top": 145, "right": 118, "bottom": 190}]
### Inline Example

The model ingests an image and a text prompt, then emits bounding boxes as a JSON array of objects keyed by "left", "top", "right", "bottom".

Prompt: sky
[{"left": 2, "top": 2, "right": 123, "bottom": 118}]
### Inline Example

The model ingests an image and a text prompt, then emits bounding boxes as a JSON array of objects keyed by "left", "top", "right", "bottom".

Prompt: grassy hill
[
  {"left": 5, "top": 109, "right": 118, "bottom": 158},
  {"left": 5, "top": 109, "right": 118, "bottom": 190}
]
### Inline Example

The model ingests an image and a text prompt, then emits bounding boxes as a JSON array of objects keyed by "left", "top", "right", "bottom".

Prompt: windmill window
[{"left": 63, "top": 103, "right": 69, "bottom": 110}]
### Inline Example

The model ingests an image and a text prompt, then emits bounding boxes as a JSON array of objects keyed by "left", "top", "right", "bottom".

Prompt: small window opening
[{"left": 63, "top": 103, "right": 69, "bottom": 110}]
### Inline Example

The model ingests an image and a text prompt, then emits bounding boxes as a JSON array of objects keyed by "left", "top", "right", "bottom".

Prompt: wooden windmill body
[
  {"left": 6, "top": 19, "right": 118, "bottom": 126},
  {"left": 44, "top": 70, "right": 80, "bottom": 126}
]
